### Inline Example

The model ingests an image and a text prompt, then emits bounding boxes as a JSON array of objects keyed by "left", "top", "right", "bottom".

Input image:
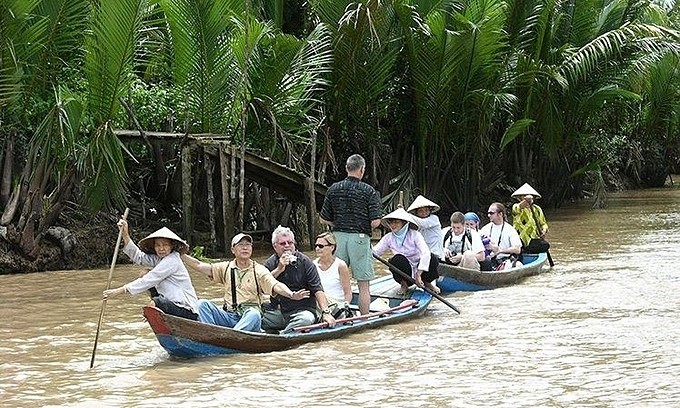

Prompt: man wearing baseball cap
[{"left": 182, "top": 233, "right": 309, "bottom": 332}]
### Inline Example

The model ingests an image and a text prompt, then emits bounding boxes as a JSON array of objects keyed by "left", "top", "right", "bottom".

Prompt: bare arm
[
  {"left": 338, "top": 259, "right": 353, "bottom": 303},
  {"left": 102, "top": 286, "right": 127, "bottom": 299},
  {"left": 271, "top": 282, "right": 310, "bottom": 300},
  {"left": 315, "top": 290, "right": 336, "bottom": 327},
  {"left": 370, "top": 219, "right": 381, "bottom": 229},
  {"left": 181, "top": 254, "right": 214, "bottom": 279}
]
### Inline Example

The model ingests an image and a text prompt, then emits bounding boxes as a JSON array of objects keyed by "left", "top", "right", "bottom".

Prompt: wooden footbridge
[{"left": 115, "top": 130, "right": 328, "bottom": 251}]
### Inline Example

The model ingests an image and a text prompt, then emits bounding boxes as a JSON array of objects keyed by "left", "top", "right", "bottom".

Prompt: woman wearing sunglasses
[{"left": 313, "top": 232, "right": 353, "bottom": 318}]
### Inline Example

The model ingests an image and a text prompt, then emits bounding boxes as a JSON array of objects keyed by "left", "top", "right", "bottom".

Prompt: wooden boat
[
  {"left": 436, "top": 252, "right": 548, "bottom": 293},
  {"left": 142, "top": 276, "right": 431, "bottom": 358}
]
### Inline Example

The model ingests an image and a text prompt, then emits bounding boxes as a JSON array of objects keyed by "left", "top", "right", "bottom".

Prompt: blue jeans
[
  {"left": 197, "top": 299, "right": 262, "bottom": 332},
  {"left": 261, "top": 308, "right": 317, "bottom": 334}
]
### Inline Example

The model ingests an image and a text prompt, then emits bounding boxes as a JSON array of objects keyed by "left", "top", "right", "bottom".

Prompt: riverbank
[
  {"left": 0, "top": 210, "right": 123, "bottom": 274},
  {"left": 1, "top": 174, "right": 676, "bottom": 274}
]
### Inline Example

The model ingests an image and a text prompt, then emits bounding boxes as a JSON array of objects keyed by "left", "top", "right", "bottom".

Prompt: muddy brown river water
[{"left": 1, "top": 186, "right": 679, "bottom": 407}]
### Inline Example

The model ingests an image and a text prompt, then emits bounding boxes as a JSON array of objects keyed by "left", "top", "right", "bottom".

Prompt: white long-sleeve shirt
[
  {"left": 411, "top": 214, "right": 443, "bottom": 259},
  {"left": 122, "top": 241, "right": 198, "bottom": 313}
]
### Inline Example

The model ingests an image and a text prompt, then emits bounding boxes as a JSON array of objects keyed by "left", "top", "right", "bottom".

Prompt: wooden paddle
[
  {"left": 372, "top": 254, "right": 461, "bottom": 314},
  {"left": 546, "top": 250, "right": 555, "bottom": 267},
  {"left": 90, "top": 207, "right": 129, "bottom": 369},
  {"left": 294, "top": 299, "right": 418, "bottom": 332}
]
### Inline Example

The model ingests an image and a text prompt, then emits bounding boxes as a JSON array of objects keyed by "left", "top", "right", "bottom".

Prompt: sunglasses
[
  {"left": 487, "top": 211, "right": 498, "bottom": 215},
  {"left": 314, "top": 243, "right": 333, "bottom": 249}
]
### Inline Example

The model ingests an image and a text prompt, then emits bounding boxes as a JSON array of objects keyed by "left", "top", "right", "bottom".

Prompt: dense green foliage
[{"left": 1, "top": 0, "right": 679, "bottom": 257}]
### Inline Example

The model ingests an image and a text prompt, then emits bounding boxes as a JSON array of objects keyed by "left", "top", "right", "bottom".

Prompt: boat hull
[
  {"left": 143, "top": 278, "right": 432, "bottom": 358},
  {"left": 437, "top": 253, "right": 548, "bottom": 293}
]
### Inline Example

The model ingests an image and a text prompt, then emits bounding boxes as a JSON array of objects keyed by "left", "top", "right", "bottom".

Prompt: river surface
[{"left": 1, "top": 186, "right": 679, "bottom": 407}]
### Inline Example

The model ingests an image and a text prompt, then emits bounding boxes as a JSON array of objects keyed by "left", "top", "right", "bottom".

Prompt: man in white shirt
[{"left": 479, "top": 202, "right": 522, "bottom": 269}]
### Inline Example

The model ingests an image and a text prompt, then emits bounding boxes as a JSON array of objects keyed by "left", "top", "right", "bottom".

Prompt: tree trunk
[
  {"left": 204, "top": 148, "right": 216, "bottom": 253},
  {"left": 181, "top": 145, "right": 193, "bottom": 241},
  {"left": 219, "top": 145, "right": 234, "bottom": 247},
  {"left": 0, "top": 129, "right": 15, "bottom": 207}
]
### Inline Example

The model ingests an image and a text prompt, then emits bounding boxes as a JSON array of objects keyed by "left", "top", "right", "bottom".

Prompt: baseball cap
[{"left": 231, "top": 233, "right": 253, "bottom": 247}]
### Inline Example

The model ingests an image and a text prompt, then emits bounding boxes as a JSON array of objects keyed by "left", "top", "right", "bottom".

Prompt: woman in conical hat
[
  {"left": 138, "top": 227, "right": 189, "bottom": 254},
  {"left": 407, "top": 195, "right": 444, "bottom": 260},
  {"left": 510, "top": 182, "right": 550, "bottom": 254},
  {"left": 373, "top": 207, "right": 440, "bottom": 295},
  {"left": 103, "top": 220, "right": 199, "bottom": 320}
]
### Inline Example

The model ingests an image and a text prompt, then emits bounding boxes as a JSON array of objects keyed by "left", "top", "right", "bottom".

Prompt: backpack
[{"left": 443, "top": 228, "right": 472, "bottom": 254}]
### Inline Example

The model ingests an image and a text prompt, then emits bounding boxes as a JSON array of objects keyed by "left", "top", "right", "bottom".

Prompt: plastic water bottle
[{"left": 481, "top": 235, "right": 492, "bottom": 257}]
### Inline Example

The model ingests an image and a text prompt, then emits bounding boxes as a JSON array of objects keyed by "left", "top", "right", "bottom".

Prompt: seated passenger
[
  {"left": 465, "top": 211, "right": 492, "bottom": 266},
  {"left": 313, "top": 232, "right": 353, "bottom": 318},
  {"left": 441, "top": 212, "right": 485, "bottom": 270},
  {"left": 263, "top": 226, "right": 336, "bottom": 333},
  {"left": 372, "top": 208, "right": 440, "bottom": 294},
  {"left": 407, "top": 195, "right": 444, "bottom": 260},
  {"left": 479, "top": 203, "right": 522, "bottom": 270},
  {"left": 102, "top": 220, "right": 198, "bottom": 320},
  {"left": 181, "top": 233, "right": 309, "bottom": 332}
]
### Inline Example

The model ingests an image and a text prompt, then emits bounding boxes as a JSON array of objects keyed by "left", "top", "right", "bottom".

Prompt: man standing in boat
[
  {"left": 263, "top": 225, "right": 336, "bottom": 333},
  {"left": 181, "top": 233, "right": 309, "bottom": 332},
  {"left": 320, "top": 154, "right": 382, "bottom": 315}
]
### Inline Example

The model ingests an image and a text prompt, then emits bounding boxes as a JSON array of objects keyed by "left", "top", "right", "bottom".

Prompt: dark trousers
[
  {"left": 389, "top": 253, "right": 439, "bottom": 284},
  {"left": 522, "top": 238, "right": 550, "bottom": 254},
  {"left": 152, "top": 295, "right": 198, "bottom": 320}
]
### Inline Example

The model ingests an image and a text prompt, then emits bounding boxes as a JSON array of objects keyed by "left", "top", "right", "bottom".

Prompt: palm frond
[
  {"left": 160, "top": 0, "right": 244, "bottom": 132},
  {"left": 82, "top": 0, "right": 149, "bottom": 210},
  {"left": 0, "top": 0, "right": 44, "bottom": 109},
  {"left": 34, "top": 0, "right": 90, "bottom": 84},
  {"left": 84, "top": 0, "right": 148, "bottom": 122},
  {"left": 560, "top": 22, "right": 680, "bottom": 88}
]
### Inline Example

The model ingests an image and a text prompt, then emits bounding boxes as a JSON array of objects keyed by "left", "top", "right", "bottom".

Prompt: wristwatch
[{"left": 321, "top": 307, "right": 331, "bottom": 315}]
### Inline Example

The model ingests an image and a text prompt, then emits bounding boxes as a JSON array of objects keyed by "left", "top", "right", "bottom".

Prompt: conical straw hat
[
  {"left": 138, "top": 227, "right": 189, "bottom": 254},
  {"left": 511, "top": 183, "right": 541, "bottom": 199},
  {"left": 407, "top": 195, "right": 440, "bottom": 213},
  {"left": 382, "top": 208, "right": 419, "bottom": 230}
]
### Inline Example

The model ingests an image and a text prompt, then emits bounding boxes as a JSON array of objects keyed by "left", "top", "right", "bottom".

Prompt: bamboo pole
[{"left": 90, "top": 207, "right": 130, "bottom": 368}]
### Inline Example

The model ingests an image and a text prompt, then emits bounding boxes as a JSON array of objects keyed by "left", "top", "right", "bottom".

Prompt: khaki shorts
[{"left": 334, "top": 231, "right": 375, "bottom": 281}]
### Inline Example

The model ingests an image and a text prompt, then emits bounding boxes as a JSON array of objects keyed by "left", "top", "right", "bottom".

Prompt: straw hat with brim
[
  {"left": 138, "top": 227, "right": 189, "bottom": 254},
  {"left": 407, "top": 195, "right": 440, "bottom": 213},
  {"left": 382, "top": 208, "right": 419, "bottom": 230},
  {"left": 511, "top": 183, "right": 542, "bottom": 200}
]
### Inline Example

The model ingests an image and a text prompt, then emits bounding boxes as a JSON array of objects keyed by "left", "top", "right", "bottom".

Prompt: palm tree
[
  {"left": 1, "top": 0, "right": 147, "bottom": 258},
  {"left": 498, "top": 0, "right": 680, "bottom": 203}
]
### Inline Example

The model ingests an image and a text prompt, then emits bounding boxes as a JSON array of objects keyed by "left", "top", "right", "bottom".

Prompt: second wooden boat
[{"left": 436, "top": 253, "right": 548, "bottom": 293}]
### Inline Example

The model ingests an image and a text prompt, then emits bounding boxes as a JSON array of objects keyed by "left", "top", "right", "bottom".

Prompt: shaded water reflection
[{"left": 1, "top": 186, "right": 679, "bottom": 407}]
